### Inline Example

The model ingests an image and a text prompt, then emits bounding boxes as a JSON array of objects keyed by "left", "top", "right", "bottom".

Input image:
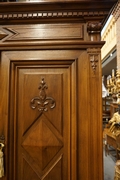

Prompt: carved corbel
[{"left": 87, "top": 22, "right": 102, "bottom": 41}]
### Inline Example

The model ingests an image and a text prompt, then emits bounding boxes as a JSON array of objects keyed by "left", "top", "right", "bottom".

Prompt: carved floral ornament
[
  {"left": 89, "top": 54, "right": 99, "bottom": 72},
  {"left": 87, "top": 48, "right": 100, "bottom": 72},
  {"left": 30, "top": 78, "right": 56, "bottom": 113}
]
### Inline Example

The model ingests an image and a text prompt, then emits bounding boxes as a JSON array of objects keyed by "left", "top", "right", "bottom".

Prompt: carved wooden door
[{"left": 0, "top": 50, "right": 81, "bottom": 180}]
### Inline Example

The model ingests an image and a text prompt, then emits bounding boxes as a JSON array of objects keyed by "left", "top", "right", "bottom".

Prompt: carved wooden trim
[
  {"left": 89, "top": 54, "right": 99, "bottom": 72},
  {"left": 87, "top": 48, "right": 101, "bottom": 72},
  {"left": 30, "top": 78, "right": 56, "bottom": 114},
  {"left": 2, "top": 24, "right": 84, "bottom": 42},
  {"left": 87, "top": 48, "right": 101, "bottom": 54},
  {"left": 0, "top": 11, "right": 108, "bottom": 20}
]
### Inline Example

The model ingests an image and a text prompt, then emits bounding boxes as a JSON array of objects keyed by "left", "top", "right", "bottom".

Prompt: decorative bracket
[
  {"left": 87, "top": 22, "right": 102, "bottom": 41},
  {"left": 30, "top": 78, "right": 56, "bottom": 113}
]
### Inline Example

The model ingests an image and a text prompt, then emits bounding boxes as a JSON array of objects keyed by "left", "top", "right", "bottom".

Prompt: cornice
[
  {"left": 0, "top": 11, "right": 108, "bottom": 20},
  {"left": 0, "top": 1, "right": 117, "bottom": 24}
]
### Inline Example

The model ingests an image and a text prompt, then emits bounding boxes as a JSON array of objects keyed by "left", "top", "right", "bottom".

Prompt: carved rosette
[
  {"left": 30, "top": 78, "right": 56, "bottom": 113},
  {"left": 87, "top": 48, "right": 101, "bottom": 72},
  {"left": 87, "top": 22, "right": 102, "bottom": 41}
]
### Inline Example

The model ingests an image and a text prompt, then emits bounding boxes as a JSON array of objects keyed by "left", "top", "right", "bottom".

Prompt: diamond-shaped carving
[{"left": 22, "top": 119, "right": 63, "bottom": 170}]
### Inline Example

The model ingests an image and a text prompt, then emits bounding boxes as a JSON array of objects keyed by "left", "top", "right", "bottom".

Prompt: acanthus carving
[
  {"left": 87, "top": 22, "right": 102, "bottom": 41},
  {"left": 30, "top": 78, "right": 56, "bottom": 113}
]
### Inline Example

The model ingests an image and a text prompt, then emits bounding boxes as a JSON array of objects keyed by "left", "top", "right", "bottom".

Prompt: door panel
[
  {"left": 17, "top": 69, "right": 68, "bottom": 180},
  {"left": 0, "top": 50, "right": 81, "bottom": 180}
]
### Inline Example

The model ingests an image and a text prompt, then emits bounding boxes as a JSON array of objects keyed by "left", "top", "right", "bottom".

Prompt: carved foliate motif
[
  {"left": 87, "top": 48, "right": 100, "bottom": 72},
  {"left": 89, "top": 55, "right": 99, "bottom": 72},
  {"left": 30, "top": 78, "right": 56, "bottom": 113}
]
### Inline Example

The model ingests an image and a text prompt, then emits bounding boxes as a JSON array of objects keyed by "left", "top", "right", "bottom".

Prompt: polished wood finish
[{"left": 0, "top": 1, "right": 117, "bottom": 180}]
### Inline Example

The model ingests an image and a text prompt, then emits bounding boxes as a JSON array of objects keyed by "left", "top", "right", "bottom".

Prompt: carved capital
[
  {"left": 87, "top": 48, "right": 101, "bottom": 54},
  {"left": 87, "top": 22, "right": 102, "bottom": 33},
  {"left": 87, "top": 22, "right": 102, "bottom": 41}
]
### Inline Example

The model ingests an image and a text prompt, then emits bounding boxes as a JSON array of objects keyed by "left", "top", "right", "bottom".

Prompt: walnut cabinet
[{"left": 0, "top": 1, "right": 117, "bottom": 180}]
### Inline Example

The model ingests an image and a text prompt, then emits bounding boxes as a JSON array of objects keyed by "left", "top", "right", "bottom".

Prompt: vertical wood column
[{"left": 87, "top": 48, "right": 103, "bottom": 180}]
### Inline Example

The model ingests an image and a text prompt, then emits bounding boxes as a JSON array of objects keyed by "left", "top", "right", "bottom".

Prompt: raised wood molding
[
  {"left": 0, "top": 10, "right": 108, "bottom": 20},
  {"left": 3, "top": 24, "right": 84, "bottom": 41},
  {"left": 0, "top": 1, "right": 117, "bottom": 25},
  {"left": 0, "top": 23, "right": 105, "bottom": 50}
]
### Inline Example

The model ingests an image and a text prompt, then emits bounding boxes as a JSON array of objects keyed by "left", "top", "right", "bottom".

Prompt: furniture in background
[
  {"left": 111, "top": 103, "right": 119, "bottom": 118},
  {"left": 104, "top": 129, "right": 120, "bottom": 160},
  {"left": 104, "top": 112, "right": 120, "bottom": 160},
  {"left": 102, "top": 97, "right": 112, "bottom": 125},
  {"left": 114, "top": 160, "right": 120, "bottom": 179}
]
